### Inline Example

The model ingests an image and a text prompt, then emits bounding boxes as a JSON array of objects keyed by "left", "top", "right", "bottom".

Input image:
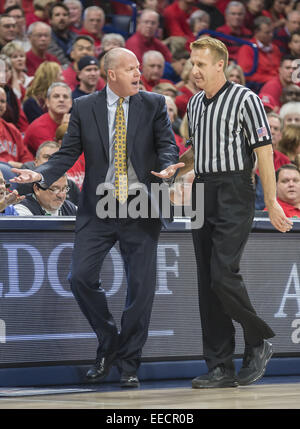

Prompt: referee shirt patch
[{"left": 256, "top": 126, "right": 268, "bottom": 138}]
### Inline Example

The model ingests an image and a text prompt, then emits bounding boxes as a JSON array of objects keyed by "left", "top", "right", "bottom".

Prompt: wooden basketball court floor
[{"left": 0, "top": 376, "right": 299, "bottom": 409}]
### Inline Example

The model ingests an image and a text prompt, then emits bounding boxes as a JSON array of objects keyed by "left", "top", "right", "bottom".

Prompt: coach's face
[
  {"left": 108, "top": 50, "right": 141, "bottom": 97},
  {"left": 191, "top": 47, "right": 224, "bottom": 91}
]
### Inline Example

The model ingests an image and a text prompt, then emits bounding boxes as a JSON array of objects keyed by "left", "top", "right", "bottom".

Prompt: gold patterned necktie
[{"left": 114, "top": 97, "right": 128, "bottom": 204}]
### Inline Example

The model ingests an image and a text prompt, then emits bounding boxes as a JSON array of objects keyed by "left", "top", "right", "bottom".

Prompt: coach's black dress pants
[{"left": 191, "top": 171, "right": 275, "bottom": 371}]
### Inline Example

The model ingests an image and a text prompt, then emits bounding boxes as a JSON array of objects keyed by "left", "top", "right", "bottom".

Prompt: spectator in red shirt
[
  {"left": 0, "top": 53, "right": 28, "bottom": 133},
  {"left": 26, "top": 21, "right": 60, "bottom": 76},
  {"left": 237, "top": 16, "right": 282, "bottom": 92},
  {"left": 175, "top": 59, "right": 199, "bottom": 118},
  {"left": 243, "top": 0, "right": 265, "bottom": 32},
  {"left": 1, "top": 41, "right": 33, "bottom": 101},
  {"left": 274, "top": 163, "right": 300, "bottom": 217},
  {"left": 262, "top": 0, "right": 287, "bottom": 30},
  {"left": 26, "top": 0, "right": 53, "bottom": 28},
  {"left": 64, "top": 0, "right": 83, "bottom": 33},
  {"left": 140, "top": 50, "right": 173, "bottom": 91},
  {"left": 267, "top": 110, "right": 291, "bottom": 168},
  {"left": 267, "top": 112, "right": 283, "bottom": 148},
  {"left": 23, "top": 61, "right": 63, "bottom": 123},
  {"left": 196, "top": 0, "right": 225, "bottom": 30},
  {"left": 62, "top": 34, "right": 105, "bottom": 91},
  {"left": 259, "top": 55, "right": 298, "bottom": 111},
  {"left": 24, "top": 82, "right": 72, "bottom": 157},
  {"left": 163, "top": 0, "right": 197, "bottom": 43},
  {"left": 189, "top": 9, "right": 210, "bottom": 37},
  {"left": 0, "top": 86, "right": 31, "bottom": 168},
  {"left": 288, "top": 30, "right": 300, "bottom": 56},
  {"left": 216, "top": 2, "right": 252, "bottom": 61},
  {"left": 273, "top": 10, "right": 300, "bottom": 53},
  {"left": 79, "top": 6, "right": 105, "bottom": 56},
  {"left": 164, "top": 94, "right": 187, "bottom": 156},
  {"left": 278, "top": 123, "right": 300, "bottom": 164},
  {"left": 225, "top": 63, "right": 246, "bottom": 85},
  {"left": 126, "top": 9, "right": 172, "bottom": 66},
  {"left": 0, "top": 14, "right": 17, "bottom": 51}
]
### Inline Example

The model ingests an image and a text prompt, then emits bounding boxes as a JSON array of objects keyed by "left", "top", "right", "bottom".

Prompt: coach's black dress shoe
[
  {"left": 120, "top": 373, "right": 140, "bottom": 388},
  {"left": 86, "top": 355, "right": 115, "bottom": 382},
  {"left": 192, "top": 365, "right": 238, "bottom": 388},
  {"left": 238, "top": 340, "right": 273, "bottom": 386}
]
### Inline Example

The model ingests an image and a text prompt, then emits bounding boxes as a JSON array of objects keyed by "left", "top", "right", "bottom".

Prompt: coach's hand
[
  {"left": 10, "top": 168, "right": 42, "bottom": 184},
  {"left": 151, "top": 162, "right": 185, "bottom": 179}
]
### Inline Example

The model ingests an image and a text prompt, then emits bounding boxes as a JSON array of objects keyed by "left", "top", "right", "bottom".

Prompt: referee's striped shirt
[{"left": 187, "top": 81, "right": 272, "bottom": 175}]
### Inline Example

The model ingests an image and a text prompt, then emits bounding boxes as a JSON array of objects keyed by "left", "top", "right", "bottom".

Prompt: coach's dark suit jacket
[{"left": 36, "top": 88, "right": 179, "bottom": 227}]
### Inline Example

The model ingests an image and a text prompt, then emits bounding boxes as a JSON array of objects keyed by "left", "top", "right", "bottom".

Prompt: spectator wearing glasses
[
  {"left": 78, "top": 6, "right": 105, "bottom": 56},
  {"left": 5, "top": 5, "right": 31, "bottom": 52},
  {"left": 0, "top": 14, "right": 17, "bottom": 51},
  {"left": 14, "top": 173, "right": 77, "bottom": 216},
  {"left": 17, "top": 140, "right": 80, "bottom": 206},
  {"left": 26, "top": 21, "right": 60, "bottom": 76},
  {"left": 0, "top": 168, "right": 24, "bottom": 215}
]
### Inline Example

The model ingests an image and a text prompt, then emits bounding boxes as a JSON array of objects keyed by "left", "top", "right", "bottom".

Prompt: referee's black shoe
[
  {"left": 237, "top": 340, "right": 273, "bottom": 386},
  {"left": 120, "top": 373, "right": 140, "bottom": 388},
  {"left": 192, "top": 365, "right": 238, "bottom": 389}
]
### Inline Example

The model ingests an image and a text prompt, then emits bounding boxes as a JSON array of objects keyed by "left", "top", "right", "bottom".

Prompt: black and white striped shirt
[{"left": 187, "top": 81, "right": 272, "bottom": 175}]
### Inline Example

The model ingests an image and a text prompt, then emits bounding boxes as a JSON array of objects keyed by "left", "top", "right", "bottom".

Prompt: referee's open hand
[
  {"left": 267, "top": 201, "right": 293, "bottom": 233},
  {"left": 151, "top": 162, "right": 185, "bottom": 179}
]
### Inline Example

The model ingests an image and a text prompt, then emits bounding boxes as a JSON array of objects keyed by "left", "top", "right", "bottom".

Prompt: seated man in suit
[
  {"left": 10, "top": 47, "right": 183, "bottom": 388},
  {"left": 14, "top": 173, "right": 77, "bottom": 216}
]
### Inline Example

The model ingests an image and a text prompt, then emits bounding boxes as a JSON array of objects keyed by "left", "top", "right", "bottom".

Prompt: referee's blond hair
[{"left": 190, "top": 37, "right": 229, "bottom": 71}]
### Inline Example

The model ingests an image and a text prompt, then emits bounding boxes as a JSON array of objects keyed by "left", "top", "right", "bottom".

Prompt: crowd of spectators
[{"left": 0, "top": 0, "right": 299, "bottom": 217}]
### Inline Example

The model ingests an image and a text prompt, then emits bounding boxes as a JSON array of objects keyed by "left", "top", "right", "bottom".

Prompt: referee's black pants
[{"left": 191, "top": 171, "right": 275, "bottom": 371}]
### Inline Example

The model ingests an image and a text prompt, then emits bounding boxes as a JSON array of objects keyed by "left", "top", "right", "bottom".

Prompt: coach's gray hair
[{"left": 103, "top": 47, "right": 136, "bottom": 74}]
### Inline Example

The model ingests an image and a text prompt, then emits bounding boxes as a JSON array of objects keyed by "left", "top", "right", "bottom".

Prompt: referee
[{"left": 179, "top": 37, "right": 293, "bottom": 389}]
